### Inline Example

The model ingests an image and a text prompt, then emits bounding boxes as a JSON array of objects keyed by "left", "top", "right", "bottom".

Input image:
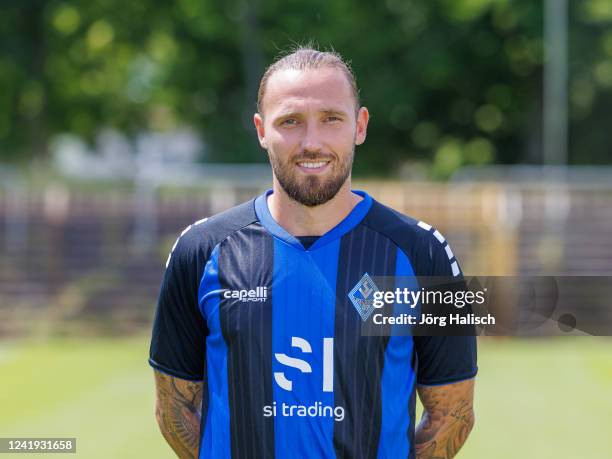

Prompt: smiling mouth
[{"left": 297, "top": 160, "right": 331, "bottom": 169}]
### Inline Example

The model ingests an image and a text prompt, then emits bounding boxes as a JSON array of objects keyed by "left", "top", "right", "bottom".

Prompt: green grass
[
  {"left": 0, "top": 337, "right": 611, "bottom": 458},
  {"left": 459, "top": 337, "right": 612, "bottom": 459},
  {"left": 0, "top": 336, "right": 172, "bottom": 458}
]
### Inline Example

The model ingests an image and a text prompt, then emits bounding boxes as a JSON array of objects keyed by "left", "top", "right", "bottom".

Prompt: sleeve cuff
[
  {"left": 416, "top": 368, "right": 478, "bottom": 387},
  {"left": 148, "top": 358, "right": 204, "bottom": 381}
]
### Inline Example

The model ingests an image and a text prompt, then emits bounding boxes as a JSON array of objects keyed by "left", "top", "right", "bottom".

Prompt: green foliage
[{"left": 1, "top": 0, "right": 611, "bottom": 173}]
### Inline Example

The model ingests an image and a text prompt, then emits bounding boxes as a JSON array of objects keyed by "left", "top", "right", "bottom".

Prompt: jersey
[{"left": 149, "top": 189, "right": 477, "bottom": 459}]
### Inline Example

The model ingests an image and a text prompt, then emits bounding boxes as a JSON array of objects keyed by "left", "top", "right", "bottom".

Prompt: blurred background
[{"left": 1, "top": 0, "right": 611, "bottom": 457}]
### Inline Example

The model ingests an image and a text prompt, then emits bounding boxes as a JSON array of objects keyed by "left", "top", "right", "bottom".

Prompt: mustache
[{"left": 291, "top": 151, "right": 335, "bottom": 162}]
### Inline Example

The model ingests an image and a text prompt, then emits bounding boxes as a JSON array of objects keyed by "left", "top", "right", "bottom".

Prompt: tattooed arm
[
  {"left": 415, "top": 378, "right": 475, "bottom": 459},
  {"left": 154, "top": 370, "right": 204, "bottom": 459}
]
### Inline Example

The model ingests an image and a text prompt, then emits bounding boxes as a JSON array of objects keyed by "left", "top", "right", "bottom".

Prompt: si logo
[
  {"left": 348, "top": 273, "right": 380, "bottom": 321},
  {"left": 274, "top": 337, "right": 334, "bottom": 392}
]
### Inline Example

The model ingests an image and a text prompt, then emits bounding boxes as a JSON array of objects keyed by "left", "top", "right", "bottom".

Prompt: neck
[{"left": 267, "top": 178, "right": 363, "bottom": 236}]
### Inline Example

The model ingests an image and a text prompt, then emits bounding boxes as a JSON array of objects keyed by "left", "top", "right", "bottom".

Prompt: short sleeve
[
  {"left": 149, "top": 232, "right": 208, "bottom": 381},
  {"left": 414, "top": 229, "right": 478, "bottom": 386}
]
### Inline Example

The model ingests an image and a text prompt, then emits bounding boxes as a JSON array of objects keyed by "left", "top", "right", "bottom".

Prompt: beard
[{"left": 268, "top": 148, "right": 354, "bottom": 207}]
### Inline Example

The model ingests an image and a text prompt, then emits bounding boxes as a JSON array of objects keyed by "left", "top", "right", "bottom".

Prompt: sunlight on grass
[{"left": 1, "top": 336, "right": 610, "bottom": 458}]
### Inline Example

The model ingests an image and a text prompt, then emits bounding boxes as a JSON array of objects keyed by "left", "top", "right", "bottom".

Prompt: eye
[
  {"left": 280, "top": 118, "right": 299, "bottom": 126},
  {"left": 325, "top": 116, "right": 342, "bottom": 122}
]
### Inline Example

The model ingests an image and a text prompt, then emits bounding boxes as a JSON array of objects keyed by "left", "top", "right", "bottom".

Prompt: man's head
[{"left": 254, "top": 47, "right": 369, "bottom": 207}]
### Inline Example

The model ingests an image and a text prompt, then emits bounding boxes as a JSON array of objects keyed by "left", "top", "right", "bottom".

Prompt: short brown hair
[{"left": 256, "top": 46, "right": 360, "bottom": 114}]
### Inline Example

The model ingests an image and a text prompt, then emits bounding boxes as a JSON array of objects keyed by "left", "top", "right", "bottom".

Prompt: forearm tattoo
[
  {"left": 415, "top": 379, "right": 475, "bottom": 459},
  {"left": 154, "top": 371, "right": 203, "bottom": 459}
]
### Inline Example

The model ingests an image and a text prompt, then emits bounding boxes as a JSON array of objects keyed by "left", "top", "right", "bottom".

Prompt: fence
[{"left": 1, "top": 180, "right": 611, "bottom": 336}]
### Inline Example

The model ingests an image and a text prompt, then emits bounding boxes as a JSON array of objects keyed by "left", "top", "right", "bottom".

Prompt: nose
[{"left": 300, "top": 122, "right": 324, "bottom": 153}]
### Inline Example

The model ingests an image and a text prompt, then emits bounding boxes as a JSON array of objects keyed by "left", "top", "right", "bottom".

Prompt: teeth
[{"left": 298, "top": 161, "right": 328, "bottom": 169}]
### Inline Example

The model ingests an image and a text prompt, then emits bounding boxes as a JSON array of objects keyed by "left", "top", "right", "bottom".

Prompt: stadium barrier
[{"left": 0, "top": 180, "right": 611, "bottom": 336}]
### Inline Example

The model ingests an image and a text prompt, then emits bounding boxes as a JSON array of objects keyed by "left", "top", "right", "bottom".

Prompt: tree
[{"left": 1, "top": 0, "right": 611, "bottom": 174}]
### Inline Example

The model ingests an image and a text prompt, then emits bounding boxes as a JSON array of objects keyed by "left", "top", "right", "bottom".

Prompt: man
[{"left": 149, "top": 47, "right": 477, "bottom": 459}]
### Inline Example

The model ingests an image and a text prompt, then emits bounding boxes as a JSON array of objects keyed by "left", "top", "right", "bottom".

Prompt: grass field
[{"left": 0, "top": 336, "right": 611, "bottom": 458}]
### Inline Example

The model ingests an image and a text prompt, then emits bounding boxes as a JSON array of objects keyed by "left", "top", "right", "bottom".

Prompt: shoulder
[
  {"left": 165, "top": 198, "right": 258, "bottom": 268},
  {"left": 362, "top": 199, "right": 426, "bottom": 243},
  {"left": 362, "top": 199, "right": 461, "bottom": 277}
]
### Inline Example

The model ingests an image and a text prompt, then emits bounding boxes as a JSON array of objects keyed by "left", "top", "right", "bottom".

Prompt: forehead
[{"left": 262, "top": 67, "right": 355, "bottom": 115}]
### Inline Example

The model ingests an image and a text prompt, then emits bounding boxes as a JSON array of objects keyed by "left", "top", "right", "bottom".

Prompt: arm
[
  {"left": 154, "top": 370, "right": 204, "bottom": 459},
  {"left": 415, "top": 378, "right": 475, "bottom": 459}
]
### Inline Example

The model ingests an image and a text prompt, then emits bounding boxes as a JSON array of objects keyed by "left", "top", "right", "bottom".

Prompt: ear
[
  {"left": 355, "top": 107, "right": 369, "bottom": 146},
  {"left": 253, "top": 113, "right": 267, "bottom": 149}
]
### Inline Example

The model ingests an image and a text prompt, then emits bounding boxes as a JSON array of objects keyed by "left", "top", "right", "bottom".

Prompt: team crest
[{"left": 348, "top": 273, "right": 380, "bottom": 321}]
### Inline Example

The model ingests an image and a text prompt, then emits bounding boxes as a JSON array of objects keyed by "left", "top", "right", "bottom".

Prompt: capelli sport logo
[{"left": 223, "top": 287, "right": 268, "bottom": 302}]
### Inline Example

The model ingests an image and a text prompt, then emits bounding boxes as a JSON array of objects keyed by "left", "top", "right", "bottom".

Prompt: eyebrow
[
  {"left": 320, "top": 109, "right": 348, "bottom": 117},
  {"left": 274, "top": 109, "right": 349, "bottom": 120}
]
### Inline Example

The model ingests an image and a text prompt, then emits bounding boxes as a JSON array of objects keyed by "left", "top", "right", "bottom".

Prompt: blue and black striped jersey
[{"left": 149, "top": 189, "right": 477, "bottom": 459}]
